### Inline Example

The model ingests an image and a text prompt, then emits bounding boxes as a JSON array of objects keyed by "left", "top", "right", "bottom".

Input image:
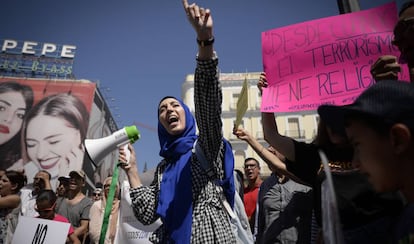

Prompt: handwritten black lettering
[
  {"left": 305, "top": 33, "right": 394, "bottom": 68},
  {"left": 277, "top": 55, "right": 302, "bottom": 78},
  {"left": 32, "top": 224, "right": 47, "bottom": 244},
  {"left": 289, "top": 76, "right": 312, "bottom": 101}
]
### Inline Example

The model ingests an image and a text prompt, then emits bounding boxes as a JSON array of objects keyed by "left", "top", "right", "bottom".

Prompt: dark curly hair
[{"left": 5, "top": 170, "right": 27, "bottom": 194}]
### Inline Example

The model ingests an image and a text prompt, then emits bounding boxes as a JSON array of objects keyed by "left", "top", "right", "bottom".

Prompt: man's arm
[{"left": 74, "top": 219, "right": 89, "bottom": 239}]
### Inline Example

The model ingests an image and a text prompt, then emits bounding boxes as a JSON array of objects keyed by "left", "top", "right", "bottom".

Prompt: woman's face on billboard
[
  {"left": 26, "top": 115, "right": 82, "bottom": 178},
  {"left": 0, "top": 91, "right": 27, "bottom": 145}
]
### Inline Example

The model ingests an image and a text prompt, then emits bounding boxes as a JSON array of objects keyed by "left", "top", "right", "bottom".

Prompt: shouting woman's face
[{"left": 158, "top": 98, "right": 186, "bottom": 136}]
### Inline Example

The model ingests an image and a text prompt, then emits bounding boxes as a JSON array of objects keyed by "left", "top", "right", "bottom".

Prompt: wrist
[{"left": 197, "top": 36, "right": 214, "bottom": 47}]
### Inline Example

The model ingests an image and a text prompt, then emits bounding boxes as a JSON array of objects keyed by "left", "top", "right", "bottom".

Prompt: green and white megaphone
[{"left": 84, "top": 125, "right": 140, "bottom": 166}]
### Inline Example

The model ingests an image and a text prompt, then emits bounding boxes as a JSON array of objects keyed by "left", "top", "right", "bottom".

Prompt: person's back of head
[
  {"left": 36, "top": 189, "right": 57, "bottom": 205},
  {"left": 36, "top": 189, "right": 57, "bottom": 220}
]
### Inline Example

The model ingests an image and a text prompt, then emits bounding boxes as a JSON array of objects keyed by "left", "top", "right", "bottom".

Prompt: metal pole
[{"left": 337, "top": 0, "right": 360, "bottom": 14}]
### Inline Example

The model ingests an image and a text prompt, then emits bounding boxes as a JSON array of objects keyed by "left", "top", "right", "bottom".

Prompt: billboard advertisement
[{"left": 0, "top": 77, "right": 103, "bottom": 191}]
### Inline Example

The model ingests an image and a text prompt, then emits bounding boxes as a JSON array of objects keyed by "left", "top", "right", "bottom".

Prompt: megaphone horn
[{"left": 85, "top": 125, "right": 140, "bottom": 166}]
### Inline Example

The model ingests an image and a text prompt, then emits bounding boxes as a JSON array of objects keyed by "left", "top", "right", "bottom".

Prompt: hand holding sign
[
  {"left": 370, "top": 55, "right": 401, "bottom": 81},
  {"left": 235, "top": 78, "right": 249, "bottom": 128},
  {"left": 12, "top": 216, "right": 70, "bottom": 244}
]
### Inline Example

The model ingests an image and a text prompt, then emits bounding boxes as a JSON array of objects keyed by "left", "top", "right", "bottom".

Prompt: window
[
  {"left": 285, "top": 116, "right": 304, "bottom": 139},
  {"left": 313, "top": 115, "right": 320, "bottom": 138},
  {"left": 231, "top": 93, "right": 240, "bottom": 110},
  {"left": 256, "top": 90, "right": 262, "bottom": 109},
  {"left": 256, "top": 118, "right": 263, "bottom": 138}
]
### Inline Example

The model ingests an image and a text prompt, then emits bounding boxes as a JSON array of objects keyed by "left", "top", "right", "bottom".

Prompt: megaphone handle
[{"left": 122, "top": 144, "right": 131, "bottom": 165}]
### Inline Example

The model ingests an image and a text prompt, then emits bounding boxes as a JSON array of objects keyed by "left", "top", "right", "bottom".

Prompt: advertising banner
[
  {"left": 0, "top": 77, "right": 95, "bottom": 190},
  {"left": 261, "top": 2, "right": 407, "bottom": 112}
]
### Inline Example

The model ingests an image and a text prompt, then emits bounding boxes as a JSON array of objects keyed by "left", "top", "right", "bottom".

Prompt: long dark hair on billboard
[{"left": 0, "top": 81, "right": 34, "bottom": 170}]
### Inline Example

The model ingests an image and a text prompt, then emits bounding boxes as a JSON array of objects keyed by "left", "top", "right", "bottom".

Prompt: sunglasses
[{"left": 93, "top": 193, "right": 101, "bottom": 196}]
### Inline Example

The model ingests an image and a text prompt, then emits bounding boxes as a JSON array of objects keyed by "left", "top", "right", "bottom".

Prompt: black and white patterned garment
[{"left": 129, "top": 55, "right": 236, "bottom": 244}]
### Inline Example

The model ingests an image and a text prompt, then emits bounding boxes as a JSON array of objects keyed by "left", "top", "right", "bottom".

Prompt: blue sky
[{"left": 1, "top": 0, "right": 404, "bottom": 171}]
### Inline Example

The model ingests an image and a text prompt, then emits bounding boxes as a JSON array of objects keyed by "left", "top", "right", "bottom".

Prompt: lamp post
[{"left": 337, "top": 0, "right": 360, "bottom": 14}]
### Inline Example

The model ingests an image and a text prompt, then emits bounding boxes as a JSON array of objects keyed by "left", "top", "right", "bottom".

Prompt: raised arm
[
  {"left": 183, "top": 0, "right": 222, "bottom": 164},
  {"left": 258, "top": 72, "right": 296, "bottom": 161},
  {"left": 119, "top": 144, "right": 162, "bottom": 225},
  {"left": 233, "top": 126, "right": 303, "bottom": 183},
  {"left": 0, "top": 194, "right": 20, "bottom": 209},
  {"left": 36, "top": 171, "right": 52, "bottom": 190}
]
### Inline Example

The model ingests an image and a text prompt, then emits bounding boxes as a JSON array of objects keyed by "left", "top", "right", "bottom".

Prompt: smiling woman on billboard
[{"left": 21, "top": 93, "right": 89, "bottom": 189}]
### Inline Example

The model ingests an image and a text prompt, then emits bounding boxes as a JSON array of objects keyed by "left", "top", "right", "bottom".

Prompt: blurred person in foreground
[{"left": 318, "top": 80, "right": 414, "bottom": 243}]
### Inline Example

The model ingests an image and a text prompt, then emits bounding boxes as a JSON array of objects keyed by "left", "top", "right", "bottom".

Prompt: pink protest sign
[{"left": 261, "top": 2, "right": 407, "bottom": 112}]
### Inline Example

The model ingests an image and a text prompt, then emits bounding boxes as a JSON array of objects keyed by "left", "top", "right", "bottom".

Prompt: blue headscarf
[{"left": 156, "top": 97, "right": 235, "bottom": 243}]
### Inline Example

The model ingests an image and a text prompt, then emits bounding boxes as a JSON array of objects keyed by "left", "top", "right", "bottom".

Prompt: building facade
[{"left": 182, "top": 72, "right": 320, "bottom": 177}]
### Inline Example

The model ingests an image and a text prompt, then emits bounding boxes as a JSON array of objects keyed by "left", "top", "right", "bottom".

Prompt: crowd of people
[{"left": 0, "top": 0, "right": 414, "bottom": 243}]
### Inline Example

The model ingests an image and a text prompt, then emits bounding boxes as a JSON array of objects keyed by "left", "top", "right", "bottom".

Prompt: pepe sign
[
  {"left": 0, "top": 39, "right": 76, "bottom": 77},
  {"left": 1, "top": 39, "right": 76, "bottom": 58}
]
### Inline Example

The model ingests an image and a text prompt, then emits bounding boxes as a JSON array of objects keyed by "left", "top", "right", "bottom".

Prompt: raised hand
[
  {"left": 370, "top": 55, "right": 401, "bottom": 81},
  {"left": 118, "top": 144, "right": 136, "bottom": 169},
  {"left": 257, "top": 72, "right": 268, "bottom": 95},
  {"left": 118, "top": 144, "right": 141, "bottom": 188},
  {"left": 233, "top": 125, "right": 253, "bottom": 142},
  {"left": 182, "top": 0, "right": 213, "bottom": 41}
]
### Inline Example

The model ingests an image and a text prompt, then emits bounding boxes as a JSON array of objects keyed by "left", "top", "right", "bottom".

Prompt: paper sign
[
  {"left": 115, "top": 181, "right": 161, "bottom": 244},
  {"left": 235, "top": 78, "right": 249, "bottom": 127},
  {"left": 261, "top": 2, "right": 408, "bottom": 112},
  {"left": 12, "top": 216, "right": 70, "bottom": 244}
]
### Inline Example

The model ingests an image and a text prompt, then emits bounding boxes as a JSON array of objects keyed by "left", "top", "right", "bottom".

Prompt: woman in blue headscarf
[{"left": 119, "top": 1, "right": 236, "bottom": 243}]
